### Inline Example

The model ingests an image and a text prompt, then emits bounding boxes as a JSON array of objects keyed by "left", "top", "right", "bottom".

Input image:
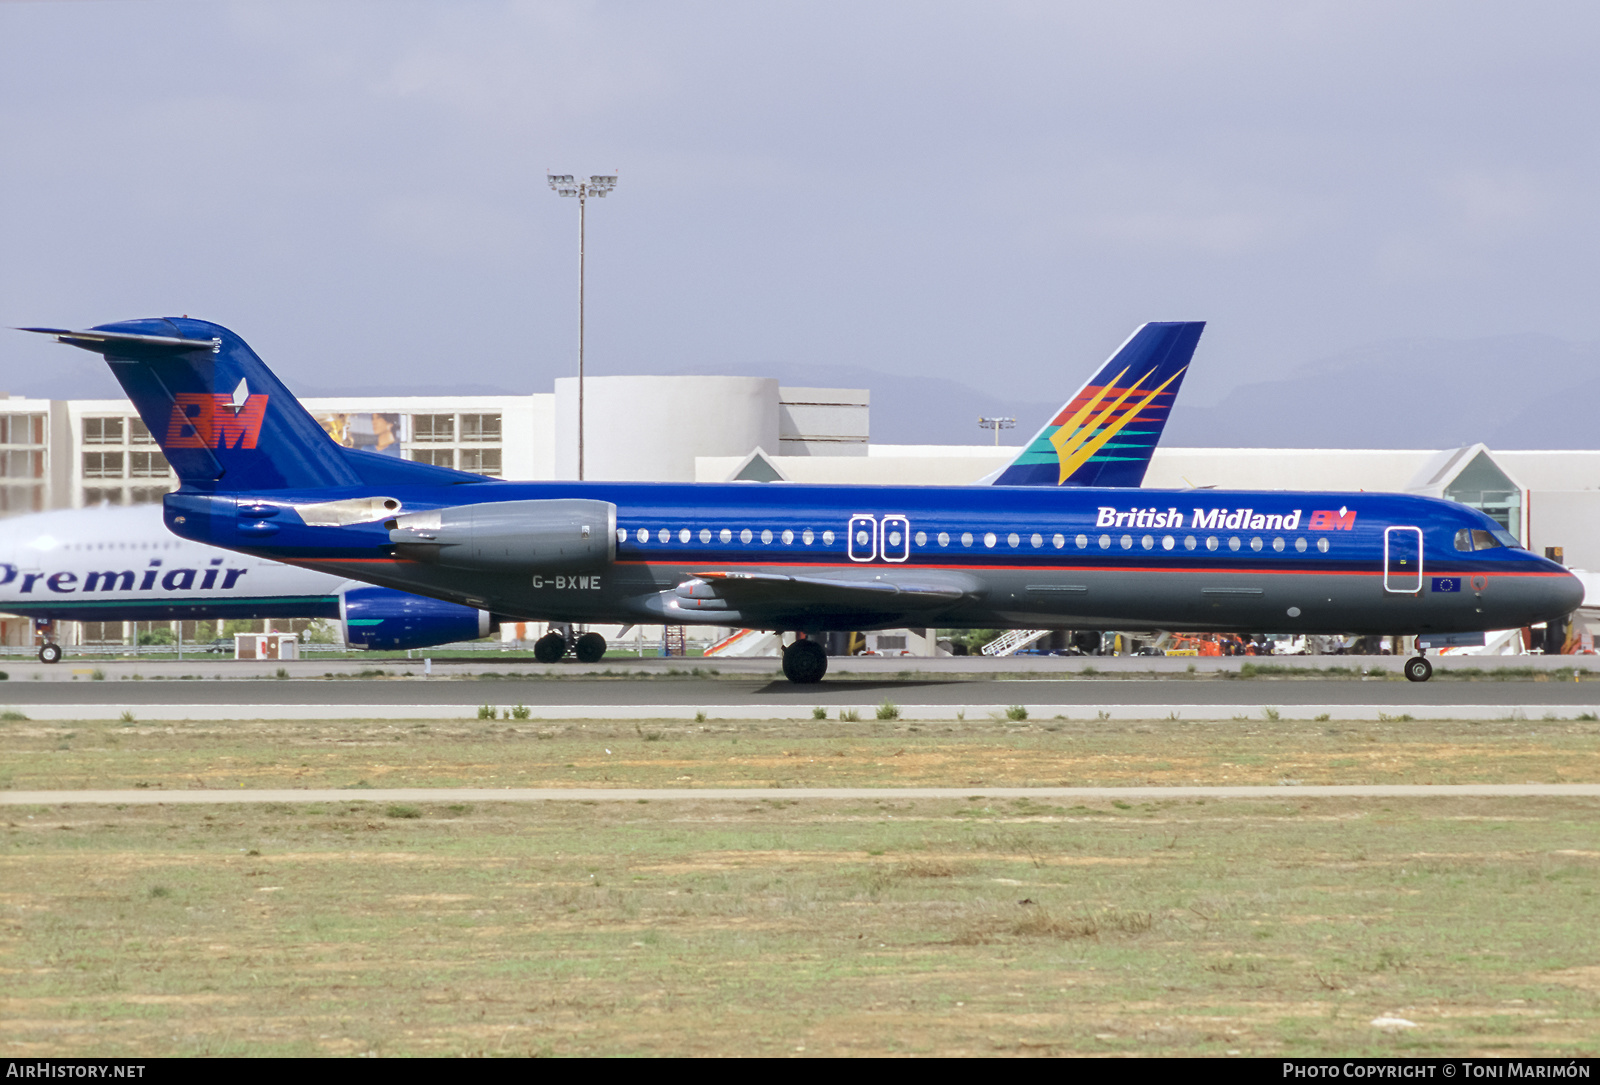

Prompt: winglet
[{"left": 991, "top": 321, "right": 1204, "bottom": 488}]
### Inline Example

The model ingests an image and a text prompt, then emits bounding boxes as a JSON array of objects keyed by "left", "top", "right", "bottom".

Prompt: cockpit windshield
[{"left": 1454, "top": 527, "right": 1521, "bottom": 552}]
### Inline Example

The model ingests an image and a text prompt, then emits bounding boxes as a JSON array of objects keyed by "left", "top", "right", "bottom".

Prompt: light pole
[
  {"left": 546, "top": 172, "right": 617, "bottom": 480},
  {"left": 977, "top": 416, "right": 1015, "bottom": 446}
]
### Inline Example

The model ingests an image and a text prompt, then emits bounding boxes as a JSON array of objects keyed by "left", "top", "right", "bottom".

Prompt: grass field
[
  {"left": 2, "top": 795, "right": 1598, "bottom": 1056},
  {"left": 3, "top": 716, "right": 1598, "bottom": 792},
  {"left": 3, "top": 714, "right": 1597, "bottom": 1056}
]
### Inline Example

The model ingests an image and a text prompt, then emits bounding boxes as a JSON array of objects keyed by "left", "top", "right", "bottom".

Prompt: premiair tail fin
[
  {"left": 21, "top": 318, "right": 482, "bottom": 492},
  {"left": 991, "top": 321, "right": 1203, "bottom": 487}
]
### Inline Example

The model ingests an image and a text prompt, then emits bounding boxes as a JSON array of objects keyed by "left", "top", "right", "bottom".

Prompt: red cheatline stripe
[{"left": 288, "top": 557, "right": 1564, "bottom": 579}]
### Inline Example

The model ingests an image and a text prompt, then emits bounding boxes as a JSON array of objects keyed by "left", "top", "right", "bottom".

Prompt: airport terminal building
[{"left": 0, "top": 374, "right": 1595, "bottom": 650}]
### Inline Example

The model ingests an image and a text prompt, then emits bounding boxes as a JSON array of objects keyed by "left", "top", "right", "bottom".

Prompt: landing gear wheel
[
  {"left": 782, "top": 639, "right": 829, "bottom": 684},
  {"left": 533, "top": 632, "right": 568, "bottom": 664},
  {"left": 1404, "top": 656, "right": 1433, "bottom": 683},
  {"left": 574, "top": 632, "right": 607, "bottom": 664},
  {"left": 38, "top": 643, "right": 61, "bottom": 665}
]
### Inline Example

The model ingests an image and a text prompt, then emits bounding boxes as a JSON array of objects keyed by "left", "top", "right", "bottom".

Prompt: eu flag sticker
[{"left": 1431, "top": 577, "right": 1461, "bottom": 593}]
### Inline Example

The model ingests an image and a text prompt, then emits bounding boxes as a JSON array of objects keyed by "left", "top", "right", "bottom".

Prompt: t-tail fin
[
  {"left": 991, "top": 321, "right": 1204, "bottom": 488},
  {"left": 22, "top": 318, "right": 481, "bottom": 492}
]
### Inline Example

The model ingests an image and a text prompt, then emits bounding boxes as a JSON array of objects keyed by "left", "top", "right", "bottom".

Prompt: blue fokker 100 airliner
[
  {"left": 0, "top": 316, "right": 1198, "bottom": 664},
  {"left": 23, "top": 318, "right": 1582, "bottom": 683}
]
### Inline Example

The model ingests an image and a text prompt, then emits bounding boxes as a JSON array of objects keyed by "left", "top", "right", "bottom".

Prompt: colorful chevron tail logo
[{"left": 1045, "top": 365, "right": 1187, "bottom": 484}]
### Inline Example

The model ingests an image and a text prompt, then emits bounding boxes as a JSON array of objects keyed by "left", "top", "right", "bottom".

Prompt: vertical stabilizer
[
  {"left": 23, "top": 318, "right": 475, "bottom": 491},
  {"left": 992, "top": 321, "right": 1203, "bottom": 487}
]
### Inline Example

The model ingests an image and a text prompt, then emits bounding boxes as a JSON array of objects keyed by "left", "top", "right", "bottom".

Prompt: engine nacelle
[
  {"left": 387, "top": 499, "right": 616, "bottom": 572},
  {"left": 340, "top": 585, "right": 495, "bottom": 651}
]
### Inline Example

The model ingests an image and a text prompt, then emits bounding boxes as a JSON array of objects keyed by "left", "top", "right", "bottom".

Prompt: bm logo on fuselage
[
  {"left": 1308, "top": 508, "right": 1357, "bottom": 530},
  {"left": 166, "top": 393, "right": 269, "bottom": 449}
]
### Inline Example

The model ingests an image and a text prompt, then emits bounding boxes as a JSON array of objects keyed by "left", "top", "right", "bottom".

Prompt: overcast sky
[{"left": 3, "top": 1, "right": 1598, "bottom": 415}]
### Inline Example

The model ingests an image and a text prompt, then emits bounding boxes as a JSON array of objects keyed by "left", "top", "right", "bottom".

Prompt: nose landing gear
[
  {"left": 1404, "top": 653, "right": 1433, "bottom": 682},
  {"left": 38, "top": 643, "right": 61, "bottom": 665}
]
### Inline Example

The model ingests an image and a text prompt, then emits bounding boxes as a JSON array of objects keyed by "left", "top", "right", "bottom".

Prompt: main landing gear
[
  {"left": 1404, "top": 653, "right": 1433, "bottom": 683},
  {"left": 782, "top": 638, "right": 829, "bottom": 684},
  {"left": 574, "top": 632, "right": 607, "bottom": 664},
  {"left": 38, "top": 643, "right": 61, "bottom": 665},
  {"left": 533, "top": 632, "right": 566, "bottom": 663},
  {"left": 532, "top": 630, "right": 608, "bottom": 664}
]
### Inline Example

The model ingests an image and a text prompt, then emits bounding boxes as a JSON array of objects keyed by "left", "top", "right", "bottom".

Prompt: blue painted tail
[
  {"left": 992, "top": 321, "right": 1203, "bottom": 488},
  {"left": 23, "top": 318, "right": 479, "bottom": 492}
]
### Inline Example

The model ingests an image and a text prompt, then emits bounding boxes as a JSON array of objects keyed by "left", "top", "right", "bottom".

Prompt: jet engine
[
  {"left": 339, "top": 585, "right": 495, "bottom": 651},
  {"left": 386, "top": 499, "right": 616, "bottom": 572}
]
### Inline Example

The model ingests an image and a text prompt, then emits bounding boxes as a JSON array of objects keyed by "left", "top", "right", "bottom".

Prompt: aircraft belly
[
  {"left": 964, "top": 569, "right": 1512, "bottom": 636},
  {"left": 285, "top": 559, "right": 1576, "bottom": 638}
]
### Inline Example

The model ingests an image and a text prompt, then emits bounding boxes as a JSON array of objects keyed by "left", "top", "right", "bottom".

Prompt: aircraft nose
[
  {"left": 1554, "top": 569, "right": 1586, "bottom": 615},
  {"left": 1484, "top": 567, "right": 1584, "bottom": 630},
  {"left": 1516, "top": 569, "right": 1586, "bottom": 626}
]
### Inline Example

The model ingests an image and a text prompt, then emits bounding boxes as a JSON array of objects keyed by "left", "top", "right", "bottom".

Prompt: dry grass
[
  {"left": 2, "top": 795, "right": 1598, "bottom": 1056},
  {"left": 3, "top": 715, "right": 1599, "bottom": 791},
  {"left": 3, "top": 711, "right": 1597, "bottom": 1056}
]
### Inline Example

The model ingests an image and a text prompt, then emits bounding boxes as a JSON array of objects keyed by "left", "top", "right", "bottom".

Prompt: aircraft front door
[
  {"left": 848, "top": 515, "right": 878, "bottom": 562},
  {"left": 881, "top": 515, "right": 910, "bottom": 562},
  {"left": 1384, "top": 525, "right": 1423, "bottom": 593}
]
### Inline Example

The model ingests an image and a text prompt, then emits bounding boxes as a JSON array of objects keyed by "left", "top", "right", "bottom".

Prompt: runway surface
[
  {"left": 4, "top": 676, "right": 1598, "bottom": 707},
  {"left": 6, "top": 784, "right": 1599, "bottom": 805}
]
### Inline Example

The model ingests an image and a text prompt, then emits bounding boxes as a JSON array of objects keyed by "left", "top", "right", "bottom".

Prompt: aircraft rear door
[
  {"left": 848, "top": 515, "right": 878, "bottom": 562},
  {"left": 881, "top": 515, "right": 910, "bottom": 562},
  {"left": 1384, "top": 526, "right": 1423, "bottom": 593}
]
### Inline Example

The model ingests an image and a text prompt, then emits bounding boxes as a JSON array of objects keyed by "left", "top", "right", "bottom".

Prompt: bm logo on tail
[{"left": 166, "top": 380, "right": 268, "bottom": 450}]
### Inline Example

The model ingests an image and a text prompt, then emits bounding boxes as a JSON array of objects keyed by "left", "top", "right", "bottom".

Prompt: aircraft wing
[{"left": 664, "top": 568, "right": 981, "bottom": 620}]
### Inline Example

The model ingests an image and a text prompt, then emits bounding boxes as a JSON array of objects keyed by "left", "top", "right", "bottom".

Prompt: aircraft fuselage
[{"left": 161, "top": 480, "right": 1580, "bottom": 637}]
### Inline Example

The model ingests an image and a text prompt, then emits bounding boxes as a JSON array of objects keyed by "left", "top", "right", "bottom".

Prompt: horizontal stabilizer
[{"left": 19, "top": 327, "right": 220, "bottom": 356}]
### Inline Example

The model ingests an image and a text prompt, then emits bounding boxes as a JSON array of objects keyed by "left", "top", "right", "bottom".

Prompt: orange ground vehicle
[{"left": 1166, "top": 633, "right": 1265, "bottom": 656}]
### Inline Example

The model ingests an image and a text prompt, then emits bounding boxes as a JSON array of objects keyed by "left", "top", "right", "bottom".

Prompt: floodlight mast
[
  {"left": 977, "top": 416, "right": 1015, "bottom": 446},
  {"left": 546, "top": 173, "right": 618, "bottom": 480}
]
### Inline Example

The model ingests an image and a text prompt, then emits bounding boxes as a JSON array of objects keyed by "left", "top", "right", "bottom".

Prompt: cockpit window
[{"left": 1454, "top": 527, "right": 1520, "bottom": 551}]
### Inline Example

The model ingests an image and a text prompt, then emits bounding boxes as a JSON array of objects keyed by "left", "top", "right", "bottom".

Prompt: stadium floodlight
[
  {"left": 546, "top": 171, "right": 620, "bottom": 480},
  {"left": 977, "top": 416, "right": 1016, "bottom": 446}
]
